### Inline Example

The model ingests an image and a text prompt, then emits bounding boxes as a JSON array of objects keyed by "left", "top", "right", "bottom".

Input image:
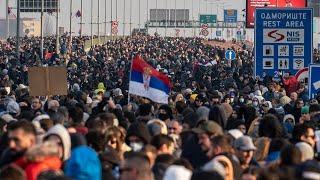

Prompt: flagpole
[
  {"left": 128, "top": 55, "right": 134, "bottom": 104},
  {"left": 165, "top": 0, "right": 167, "bottom": 37},
  {"left": 129, "top": 0, "right": 132, "bottom": 35},
  {"left": 110, "top": 0, "right": 113, "bottom": 39},
  {"left": 104, "top": 0, "right": 107, "bottom": 41},
  {"left": 123, "top": 0, "right": 125, "bottom": 36},
  {"left": 155, "top": 0, "right": 158, "bottom": 34},
  {"left": 16, "top": 0, "right": 21, "bottom": 58},
  {"left": 69, "top": 0, "right": 73, "bottom": 52},
  {"left": 183, "top": 0, "right": 186, "bottom": 38},
  {"left": 146, "top": 0, "right": 149, "bottom": 35},
  {"left": 174, "top": 0, "right": 177, "bottom": 29},
  {"left": 116, "top": 0, "right": 118, "bottom": 26},
  {"left": 56, "top": 0, "right": 60, "bottom": 54},
  {"left": 91, "top": 0, "right": 93, "bottom": 46},
  {"left": 6, "top": 0, "right": 9, "bottom": 38},
  {"left": 138, "top": 0, "right": 141, "bottom": 32},
  {"left": 80, "top": 0, "right": 83, "bottom": 37},
  {"left": 98, "top": 0, "right": 100, "bottom": 44},
  {"left": 198, "top": 0, "right": 201, "bottom": 37},
  {"left": 40, "top": 0, "right": 44, "bottom": 60}
]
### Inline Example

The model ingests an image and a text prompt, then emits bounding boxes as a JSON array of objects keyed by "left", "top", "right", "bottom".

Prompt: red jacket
[
  {"left": 15, "top": 156, "right": 61, "bottom": 180},
  {"left": 283, "top": 76, "right": 299, "bottom": 95}
]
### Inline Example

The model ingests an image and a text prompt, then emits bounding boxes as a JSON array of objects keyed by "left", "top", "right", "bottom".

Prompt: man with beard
[{"left": 0, "top": 120, "right": 36, "bottom": 166}]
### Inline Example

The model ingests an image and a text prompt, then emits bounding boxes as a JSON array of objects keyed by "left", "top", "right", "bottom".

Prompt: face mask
[
  {"left": 158, "top": 113, "right": 170, "bottom": 121},
  {"left": 253, "top": 102, "right": 259, "bottom": 107},
  {"left": 130, "top": 142, "right": 143, "bottom": 152},
  {"left": 230, "top": 98, "right": 234, "bottom": 103},
  {"left": 239, "top": 98, "right": 245, "bottom": 103}
]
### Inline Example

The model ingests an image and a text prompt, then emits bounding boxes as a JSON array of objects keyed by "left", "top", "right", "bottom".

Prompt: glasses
[{"left": 169, "top": 127, "right": 177, "bottom": 130}]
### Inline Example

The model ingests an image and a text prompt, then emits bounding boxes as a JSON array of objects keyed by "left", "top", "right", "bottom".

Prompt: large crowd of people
[{"left": 0, "top": 34, "right": 319, "bottom": 180}]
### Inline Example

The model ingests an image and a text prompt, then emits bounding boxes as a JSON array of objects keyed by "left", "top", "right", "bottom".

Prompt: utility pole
[
  {"left": 184, "top": 0, "right": 186, "bottom": 38},
  {"left": 123, "top": 0, "right": 126, "bottom": 36},
  {"left": 155, "top": 0, "right": 158, "bottom": 34},
  {"left": 175, "top": 0, "right": 177, "bottom": 29},
  {"left": 98, "top": 0, "right": 100, "bottom": 44},
  {"left": 105, "top": 0, "right": 107, "bottom": 40},
  {"left": 69, "top": 0, "right": 73, "bottom": 52},
  {"left": 129, "top": 0, "right": 132, "bottom": 35},
  {"left": 110, "top": 0, "right": 113, "bottom": 39},
  {"left": 138, "top": 0, "right": 141, "bottom": 31},
  {"left": 80, "top": 0, "right": 83, "bottom": 37},
  {"left": 91, "top": 0, "right": 93, "bottom": 46},
  {"left": 146, "top": 0, "right": 149, "bottom": 34},
  {"left": 56, "top": 0, "right": 60, "bottom": 54},
  {"left": 192, "top": 0, "right": 196, "bottom": 37},
  {"left": 6, "top": 0, "right": 9, "bottom": 38},
  {"left": 16, "top": 0, "right": 21, "bottom": 58},
  {"left": 40, "top": 0, "right": 44, "bottom": 60},
  {"left": 165, "top": 0, "right": 168, "bottom": 37},
  {"left": 198, "top": 0, "right": 201, "bottom": 37},
  {"left": 116, "top": 0, "right": 118, "bottom": 22}
]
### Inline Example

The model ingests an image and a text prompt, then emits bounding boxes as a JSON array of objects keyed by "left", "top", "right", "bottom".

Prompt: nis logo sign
[{"left": 263, "top": 29, "right": 304, "bottom": 43}]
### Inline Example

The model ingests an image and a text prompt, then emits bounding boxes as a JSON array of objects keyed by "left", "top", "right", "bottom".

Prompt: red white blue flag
[{"left": 129, "top": 55, "right": 171, "bottom": 104}]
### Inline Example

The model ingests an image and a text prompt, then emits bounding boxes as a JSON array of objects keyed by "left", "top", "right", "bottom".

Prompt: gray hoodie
[{"left": 44, "top": 124, "right": 71, "bottom": 161}]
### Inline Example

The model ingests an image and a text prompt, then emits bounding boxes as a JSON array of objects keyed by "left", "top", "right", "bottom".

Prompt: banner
[{"left": 246, "top": 0, "right": 307, "bottom": 28}]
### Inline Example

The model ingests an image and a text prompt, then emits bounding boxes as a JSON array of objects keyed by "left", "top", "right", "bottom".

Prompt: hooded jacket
[
  {"left": 44, "top": 124, "right": 71, "bottom": 161},
  {"left": 64, "top": 145, "right": 102, "bottom": 180}
]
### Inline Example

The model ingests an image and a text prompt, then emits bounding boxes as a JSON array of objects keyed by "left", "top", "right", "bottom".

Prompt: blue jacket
[{"left": 64, "top": 145, "right": 102, "bottom": 180}]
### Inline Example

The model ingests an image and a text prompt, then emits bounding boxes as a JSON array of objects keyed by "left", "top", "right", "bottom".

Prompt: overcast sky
[{"left": 0, "top": 0, "right": 247, "bottom": 37}]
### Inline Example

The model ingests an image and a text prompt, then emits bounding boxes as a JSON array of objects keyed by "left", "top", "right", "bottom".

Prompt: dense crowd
[{"left": 0, "top": 34, "right": 319, "bottom": 180}]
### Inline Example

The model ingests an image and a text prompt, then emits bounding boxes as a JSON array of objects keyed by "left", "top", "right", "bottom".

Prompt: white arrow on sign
[{"left": 228, "top": 51, "right": 233, "bottom": 60}]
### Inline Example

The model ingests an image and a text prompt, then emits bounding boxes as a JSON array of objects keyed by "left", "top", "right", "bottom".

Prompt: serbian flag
[
  {"left": 129, "top": 55, "right": 171, "bottom": 104},
  {"left": 76, "top": 10, "right": 82, "bottom": 18}
]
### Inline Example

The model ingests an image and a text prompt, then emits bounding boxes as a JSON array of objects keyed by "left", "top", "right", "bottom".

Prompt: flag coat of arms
[{"left": 129, "top": 55, "right": 171, "bottom": 104}]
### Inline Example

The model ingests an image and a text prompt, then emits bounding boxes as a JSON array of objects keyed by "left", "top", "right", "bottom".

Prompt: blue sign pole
[
  {"left": 254, "top": 8, "right": 313, "bottom": 79},
  {"left": 225, "top": 50, "right": 236, "bottom": 60},
  {"left": 309, "top": 64, "right": 320, "bottom": 99}
]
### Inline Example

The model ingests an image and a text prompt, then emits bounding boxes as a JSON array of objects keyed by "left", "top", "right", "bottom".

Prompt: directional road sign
[
  {"left": 309, "top": 64, "right": 320, "bottom": 99},
  {"left": 225, "top": 50, "right": 236, "bottom": 60}
]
